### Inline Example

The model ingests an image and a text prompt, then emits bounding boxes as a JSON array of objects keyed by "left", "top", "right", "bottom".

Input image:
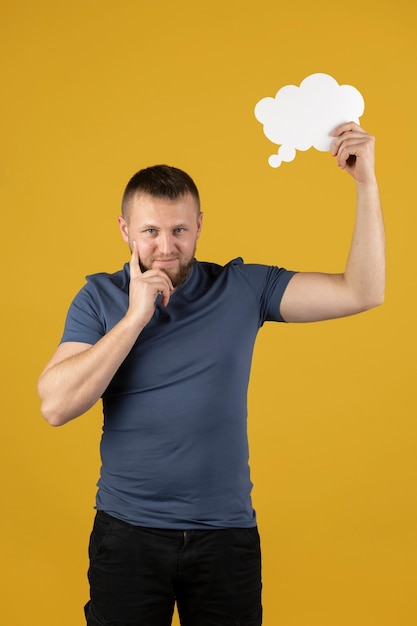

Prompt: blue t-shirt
[{"left": 61, "top": 258, "right": 296, "bottom": 528}]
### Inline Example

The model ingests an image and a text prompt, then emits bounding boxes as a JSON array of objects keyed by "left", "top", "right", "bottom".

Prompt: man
[{"left": 38, "top": 122, "right": 385, "bottom": 626}]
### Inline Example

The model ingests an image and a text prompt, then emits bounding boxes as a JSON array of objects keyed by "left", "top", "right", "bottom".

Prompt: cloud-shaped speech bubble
[{"left": 254, "top": 73, "right": 365, "bottom": 168}]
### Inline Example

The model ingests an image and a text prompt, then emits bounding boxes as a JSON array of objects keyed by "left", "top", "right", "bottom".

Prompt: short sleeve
[
  {"left": 235, "top": 261, "right": 297, "bottom": 325},
  {"left": 60, "top": 283, "right": 106, "bottom": 345}
]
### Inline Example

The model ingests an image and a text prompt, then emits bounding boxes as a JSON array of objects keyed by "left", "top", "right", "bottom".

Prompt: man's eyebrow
[{"left": 142, "top": 222, "right": 189, "bottom": 228}]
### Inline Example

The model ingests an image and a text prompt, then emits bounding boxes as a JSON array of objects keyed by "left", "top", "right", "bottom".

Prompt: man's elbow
[
  {"left": 360, "top": 288, "right": 385, "bottom": 312},
  {"left": 38, "top": 381, "right": 70, "bottom": 427},
  {"left": 39, "top": 387, "right": 86, "bottom": 426},
  {"left": 40, "top": 399, "right": 69, "bottom": 427},
  {"left": 374, "top": 289, "right": 385, "bottom": 308}
]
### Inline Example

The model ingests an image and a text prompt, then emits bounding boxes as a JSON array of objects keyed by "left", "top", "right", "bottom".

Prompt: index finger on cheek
[{"left": 130, "top": 241, "right": 142, "bottom": 275}]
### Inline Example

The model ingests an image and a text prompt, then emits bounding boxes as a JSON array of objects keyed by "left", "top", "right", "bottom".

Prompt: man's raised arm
[{"left": 280, "top": 122, "right": 385, "bottom": 323}]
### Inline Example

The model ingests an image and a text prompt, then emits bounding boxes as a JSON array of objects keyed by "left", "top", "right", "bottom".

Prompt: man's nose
[{"left": 158, "top": 233, "right": 174, "bottom": 255}]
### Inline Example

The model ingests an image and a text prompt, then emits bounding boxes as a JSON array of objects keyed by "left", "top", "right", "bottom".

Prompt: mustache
[{"left": 139, "top": 256, "right": 180, "bottom": 272}]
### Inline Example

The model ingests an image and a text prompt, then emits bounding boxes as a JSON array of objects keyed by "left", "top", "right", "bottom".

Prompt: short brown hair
[{"left": 122, "top": 165, "right": 200, "bottom": 217}]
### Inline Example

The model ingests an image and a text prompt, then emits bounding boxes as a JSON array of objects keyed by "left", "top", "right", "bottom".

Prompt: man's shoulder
[
  {"left": 195, "top": 258, "right": 281, "bottom": 286},
  {"left": 196, "top": 257, "right": 244, "bottom": 274},
  {"left": 85, "top": 263, "right": 129, "bottom": 291}
]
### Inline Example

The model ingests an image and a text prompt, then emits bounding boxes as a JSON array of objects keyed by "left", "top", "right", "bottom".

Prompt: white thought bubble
[{"left": 254, "top": 73, "right": 365, "bottom": 168}]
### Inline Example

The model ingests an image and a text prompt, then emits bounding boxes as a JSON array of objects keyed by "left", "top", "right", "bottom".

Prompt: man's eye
[
  {"left": 146, "top": 229, "right": 156, "bottom": 235},
  {"left": 174, "top": 228, "right": 185, "bottom": 234}
]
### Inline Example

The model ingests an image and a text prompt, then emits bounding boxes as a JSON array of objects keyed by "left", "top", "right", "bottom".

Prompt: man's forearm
[
  {"left": 343, "top": 177, "right": 385, "bottom": 309},
  {"left": 38, "top": 314, "right": 145, "bottom": 426}
]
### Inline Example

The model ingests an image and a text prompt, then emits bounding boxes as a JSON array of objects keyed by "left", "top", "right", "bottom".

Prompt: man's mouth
[{"left": 154, "top": 258, "right": 179, "bottom": 264}]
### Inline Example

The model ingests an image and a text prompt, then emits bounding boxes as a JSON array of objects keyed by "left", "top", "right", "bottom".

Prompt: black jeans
[{"left": 85, "top": 511, "right": 262, "bottom": 626}]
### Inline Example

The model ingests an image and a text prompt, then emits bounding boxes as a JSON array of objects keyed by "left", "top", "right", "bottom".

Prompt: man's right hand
[{"left": 127, "top": 241, "right": 174, "bottom": 329}]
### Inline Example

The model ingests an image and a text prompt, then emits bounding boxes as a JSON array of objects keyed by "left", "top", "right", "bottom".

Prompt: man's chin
[
  {"left": 166, "top": 260, "right": 194, "bottom": 288},
  {"left": 139, "top": 259, "right": 194, "bottom": 289}
]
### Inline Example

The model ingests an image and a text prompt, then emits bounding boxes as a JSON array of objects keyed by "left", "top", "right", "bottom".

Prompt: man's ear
[
  {"left": 118, "top": 215, "right": 129, "bottom": 243},
  {"left": 197, "top": 212, "right": 204, "bottom": 239}
]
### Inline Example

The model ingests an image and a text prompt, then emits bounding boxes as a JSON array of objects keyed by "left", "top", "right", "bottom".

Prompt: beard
[{"left": 139, "top": 256, "right": 195, "bottom": 289}]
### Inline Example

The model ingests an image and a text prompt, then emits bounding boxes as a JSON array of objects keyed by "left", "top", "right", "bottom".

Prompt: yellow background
[{"left": 1, "top": 1, "right": 416, "bottom": 624}]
